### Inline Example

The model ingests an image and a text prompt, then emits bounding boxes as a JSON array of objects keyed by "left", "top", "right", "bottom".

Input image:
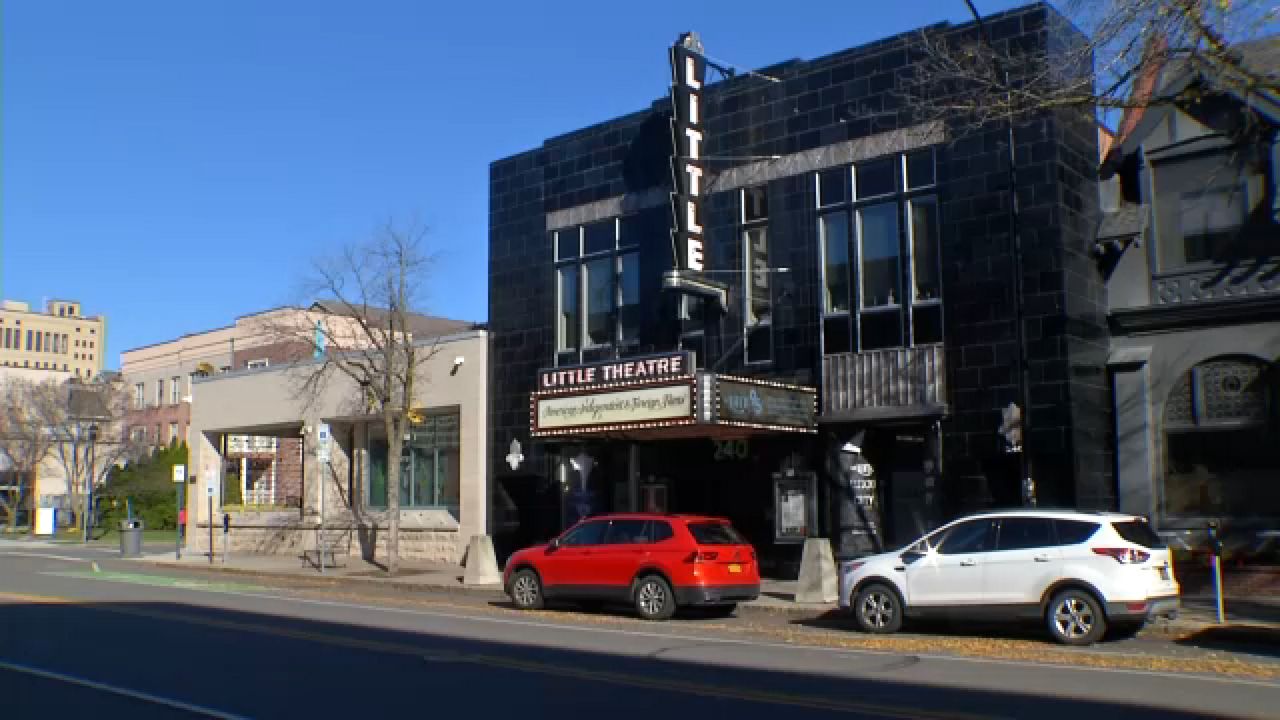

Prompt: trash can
[{"left": 119, "top": 520, "right": 144, "bottom": 557}]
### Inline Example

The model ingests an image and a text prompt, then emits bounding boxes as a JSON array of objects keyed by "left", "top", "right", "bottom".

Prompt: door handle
[
  {"left": 959, "top": 559, "right": 977, "bottom": 567},
  {"left": 1034, "top": 555, "right": 1051, "bottom": 563}
]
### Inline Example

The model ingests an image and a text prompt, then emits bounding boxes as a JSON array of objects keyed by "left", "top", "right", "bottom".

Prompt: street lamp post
[{"left": 83, "top": 423, "right": 99, "bottom": 543}]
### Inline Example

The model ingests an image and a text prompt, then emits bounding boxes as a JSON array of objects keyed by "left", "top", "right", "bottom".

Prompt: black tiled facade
[{"left": 489, "top": 2, "right": 1109, "bottom": 553}]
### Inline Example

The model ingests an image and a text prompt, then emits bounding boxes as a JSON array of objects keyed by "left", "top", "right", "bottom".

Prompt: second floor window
[
  {"left": 155, "top": 379, "right": 164, "bottom": 407},
  {"left": 170, "top": 376, "right": 181, "bottom": 404},
  {"left": 742, "top": 185, "right": 772, "bottom": 364},
  {"left": 1153, "top": 150, "right": 1269, "bottom": 271},
  {"left": 553, "top": 218, "right": 640, "bottom": 365},
  {"left": 817, "top": 148, "right": 943, "bottom": 354},
  {"left": 134, "top": 383, "right": 144, "bottom": 410}
]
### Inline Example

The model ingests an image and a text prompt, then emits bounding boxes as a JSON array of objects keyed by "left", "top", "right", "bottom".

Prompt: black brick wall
[{"left": 488, "top": 1, "right": 1109, "bottom": 524}]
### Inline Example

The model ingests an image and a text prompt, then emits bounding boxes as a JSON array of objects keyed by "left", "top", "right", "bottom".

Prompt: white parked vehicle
[{"left": 837, "top": 510, "right": 1180, "bottom": 645}]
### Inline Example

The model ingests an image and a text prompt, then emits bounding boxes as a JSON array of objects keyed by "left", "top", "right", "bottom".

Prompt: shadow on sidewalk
[{"left": 1175, "top": 625, "right": 1280, "bottom": 661}]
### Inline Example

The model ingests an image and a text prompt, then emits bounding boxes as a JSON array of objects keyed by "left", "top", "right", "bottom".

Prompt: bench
[{"left": 301, "top": 528, "right": 352, "bottom": 569}]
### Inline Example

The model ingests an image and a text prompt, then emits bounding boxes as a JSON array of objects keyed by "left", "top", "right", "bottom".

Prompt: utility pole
[{"left": 964, "top": 0, "right": 1036, "bottom": 506}]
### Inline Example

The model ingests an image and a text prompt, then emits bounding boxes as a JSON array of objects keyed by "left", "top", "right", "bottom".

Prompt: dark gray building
[
  {"left": 488, "top": 2, "right": 1109, "bottom": 573},
  {"left": 1100, "top": 38, "right": 1280, "bottom": 551}
]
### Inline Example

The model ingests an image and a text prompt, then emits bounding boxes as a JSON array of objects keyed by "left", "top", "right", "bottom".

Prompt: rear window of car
[
  {"left": 687, "top": 522, "right": 747, "bottom": 545},
  {"left": 1054, "top": 519, "right": 1100, "bottom": 545},
  {"left": 1111, "top": 520, "right": 1165, "bottom": 549}
]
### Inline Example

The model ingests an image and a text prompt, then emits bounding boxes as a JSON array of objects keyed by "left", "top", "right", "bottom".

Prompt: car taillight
[
  {"left": 1092, "top": 547, "right": 1150, "bottom": 564},
  {"left": 685, "top": 551, "right": 719, "bottom": 563}
]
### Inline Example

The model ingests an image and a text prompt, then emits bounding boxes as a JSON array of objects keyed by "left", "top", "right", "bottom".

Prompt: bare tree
[
  {"left": 265, "top": 220, "right": 439, "bottom": 575},
  {"left": 0, "top": 379, "right": 58, "bottom": 532},
  {"left": 902, "top": 0, "right": 1279, "bottom": 142},
  {"left": 28, "top": 377, "right": 139, "bottom": 534}
]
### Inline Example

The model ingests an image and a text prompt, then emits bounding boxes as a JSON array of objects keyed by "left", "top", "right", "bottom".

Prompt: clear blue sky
[{"left": 3, "top": 0, "right": 1030, "bottom": 368}]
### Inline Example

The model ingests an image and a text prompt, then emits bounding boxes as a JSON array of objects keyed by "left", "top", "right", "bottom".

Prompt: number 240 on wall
[{"left": 713, "top": 439, "right": 749, "bottom": 461}]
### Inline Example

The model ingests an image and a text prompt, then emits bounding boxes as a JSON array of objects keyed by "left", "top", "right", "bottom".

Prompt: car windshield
[{"left": 687, "top": 522, "right": 747, "bottom": 545}]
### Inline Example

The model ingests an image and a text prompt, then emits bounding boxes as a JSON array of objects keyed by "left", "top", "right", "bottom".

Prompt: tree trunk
[{"left": 384, "top": 414, "right": 402, "bottom": 575}]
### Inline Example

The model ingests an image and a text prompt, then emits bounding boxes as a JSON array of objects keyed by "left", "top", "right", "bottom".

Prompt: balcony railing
[
  {"left": 822, "top": 344, "right": 947, "bottom": 418},
  {"left": 227, "top": 435, "right": 279, "bottom": 454}
]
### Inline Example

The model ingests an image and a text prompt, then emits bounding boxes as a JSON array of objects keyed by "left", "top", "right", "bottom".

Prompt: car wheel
[
  {"left": 508, "top": 569, "right": 544, "bottom": 611},
  {"left": 633, "top": 575, "right": 677, "bottom": 621},
  {"left": 1047, "top": 588, "right": 1107, "bottom": 646},
  {"left": 853, "top": 583, "right": 903, "bottom": 634}
]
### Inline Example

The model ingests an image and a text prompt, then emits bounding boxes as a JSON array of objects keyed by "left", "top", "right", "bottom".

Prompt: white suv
[{"left": 837, "top": 510, "right": 1180, "bottom": 645}]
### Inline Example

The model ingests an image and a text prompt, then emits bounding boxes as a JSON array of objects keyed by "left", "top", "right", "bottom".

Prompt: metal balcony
[{"left": 821, "top": 344, "right": 947, "bottom": 421}]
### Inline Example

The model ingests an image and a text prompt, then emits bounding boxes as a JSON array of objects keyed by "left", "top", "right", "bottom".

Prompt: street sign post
[
  {"left": 206, "top": 484, "right": 215, "bottom": 565},
  {"left": 173, "top": 465, "right": 186, "bottom": 560}
]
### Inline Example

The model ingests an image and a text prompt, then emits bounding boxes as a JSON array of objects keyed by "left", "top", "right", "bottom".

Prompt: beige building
[
  {"left": 0, "top": 299, "right": 106, "bottom": 380},
  {"left": 185, "top": 326, "right": 489, "bottom": 564}
]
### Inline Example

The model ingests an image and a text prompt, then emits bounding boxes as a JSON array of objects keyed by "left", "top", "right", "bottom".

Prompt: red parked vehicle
[{"left": 503, "top": 513, "right": 761, "bottom": 620}]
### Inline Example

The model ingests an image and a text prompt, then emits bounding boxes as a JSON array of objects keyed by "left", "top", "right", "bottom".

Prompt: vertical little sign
[{"left": 172, "top": 464, "right": 186, "bottom": 560}]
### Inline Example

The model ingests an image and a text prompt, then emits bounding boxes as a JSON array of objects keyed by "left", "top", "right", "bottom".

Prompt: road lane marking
[
  {"left": 0, "top": 658, "right": 250, "bottom": 720},
  {"left": 9, "top": 579, "right": 1280, "bottom": 692},
  {"left": 41, "top": 569, "right": 263, "bottom": 592},
  {"left": 0, "top": 551, "right": 101, "bottom": 572},
  {"left": 0, "top": 592, "right": 999, "bottom": 720},
  {"left": 0, "top": 591, "right": 72, "bottom": 604}
]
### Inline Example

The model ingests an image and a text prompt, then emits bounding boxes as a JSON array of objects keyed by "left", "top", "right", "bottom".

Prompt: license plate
[{"left": 728, "top": 564, "right": 742, "bottom": 573}]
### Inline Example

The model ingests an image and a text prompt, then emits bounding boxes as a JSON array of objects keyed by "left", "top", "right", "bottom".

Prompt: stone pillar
[{"left": 1110, "top": 348, "right": 1155, "bottom": 520}]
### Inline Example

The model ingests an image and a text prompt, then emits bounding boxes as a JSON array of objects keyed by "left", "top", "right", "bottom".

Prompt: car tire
[
  {"left": 853, "top": 583, "right": 903, "bottom": 634},
  {"left": 1046, "top": 588, "right": 1107, "bottom": 646},
  {"left": 508, "top": 568, "right": 544, "bottom": 611},
  {"left": 633, "top": 575, "right": 677, "bottom": 621}
]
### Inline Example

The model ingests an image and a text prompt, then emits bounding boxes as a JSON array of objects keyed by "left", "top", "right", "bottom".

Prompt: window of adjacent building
[
  {"left": 1152, "top": 151, "right": 1269, "bottom": 270},
  {"left": 170, "top": 377, "right": 181, "bottom": 405},
  {"left": 168, "top": 423, "right": 179, "bottom": 444},
  {"left": 742, "top": 185, "right": 772, "bottom": 364},
  {"left": 3, "top": 328, "right": 10, "bottom": 349},
  {"left": 366, "top": 411, "right": 460, "bottom": 516},
  {"left": 1162, "top": 355, "right": 1279, "bottom": 521},
  {"left": 34, "top": 332, "right": 42, "bottom": 353},
  {"left": 552, "top": 218, "right": 640, "bottom": 365},
  {"left": 246, "top": 359, "right": 269, "bottom": 370},
  {"left": 155, "top": 379, "right": 164, "bottom": 407},
  {"left": 816, "top": 148, "right": 942, "bottom": 354}
]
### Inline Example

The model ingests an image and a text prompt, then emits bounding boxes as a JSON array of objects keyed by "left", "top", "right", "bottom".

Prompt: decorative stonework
[{"left": 1153, "top": 262, "right": 1280, "bottom": 305}]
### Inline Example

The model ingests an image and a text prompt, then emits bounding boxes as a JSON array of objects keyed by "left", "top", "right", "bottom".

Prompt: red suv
[{"left": 503, "top": 513, "right": 760, "bottom": 620}]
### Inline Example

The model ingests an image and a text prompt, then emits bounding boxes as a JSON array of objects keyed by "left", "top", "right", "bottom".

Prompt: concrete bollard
[
  {"left": 794, "top": 537, "right": 839, "bottom": 604},
  {"left": 462, "top": 535, "right": 501, "bottom": 586}
]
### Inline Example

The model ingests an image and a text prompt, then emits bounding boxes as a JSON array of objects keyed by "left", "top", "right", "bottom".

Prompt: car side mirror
[{"left": 547, "top": 537, "right": 561, "bottom": 552}]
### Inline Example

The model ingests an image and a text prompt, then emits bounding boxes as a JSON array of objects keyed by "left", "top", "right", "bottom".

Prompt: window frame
[
  {"left": 552, "top": 217, "right": 638, "bottom": 365},
  {"left": 741, "top": 186, "right": 773, "bottom": 366},
  {"left": 815, "top": 148, "right": 942, "bottom": 354}
]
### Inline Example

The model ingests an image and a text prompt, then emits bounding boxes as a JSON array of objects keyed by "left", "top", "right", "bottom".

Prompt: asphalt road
[{"left": 1, "top": 544, "right": 1276, "bottom": 719}]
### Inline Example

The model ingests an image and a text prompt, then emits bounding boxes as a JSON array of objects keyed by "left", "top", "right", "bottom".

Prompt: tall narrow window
[
  {"left": 26, "top": 330, "right": 32, "bottom": 351},
  {"left": 909, "top": 197, "right": 943, "bottom": 344},
  {"left": 171, "top": 376, "right": 181, "bottom": 404},
  {"left": 134, "top": 383, "right": 144, "bottom": 410},
  {"left": 820, "top": 213, "right": 851, "bottom": 314},
  {"left": 584, "top": 256, "right": 615, "bottom": 348},
  {"left": 618, "top": 252, "right": 640, "bottom": 348},
  {"left": 858, "top": 202, "right": 903, "bottom": 350},
  {"left": 155, "top": 379, "right": 164, "bottom": 407},
  {"left": 742, "top": 185, "right": 771, "bottom": 364},
  {"left": 557, "top": 264, "right": 580, "bottom": 353},
  {"left": 34, "top": 332, "right": 42, "bottom": 353}
]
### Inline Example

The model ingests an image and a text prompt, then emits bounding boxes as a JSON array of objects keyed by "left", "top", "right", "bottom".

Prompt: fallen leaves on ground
[{"left": 287, "top": 586, "right": 1280, "bottom": 681}]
